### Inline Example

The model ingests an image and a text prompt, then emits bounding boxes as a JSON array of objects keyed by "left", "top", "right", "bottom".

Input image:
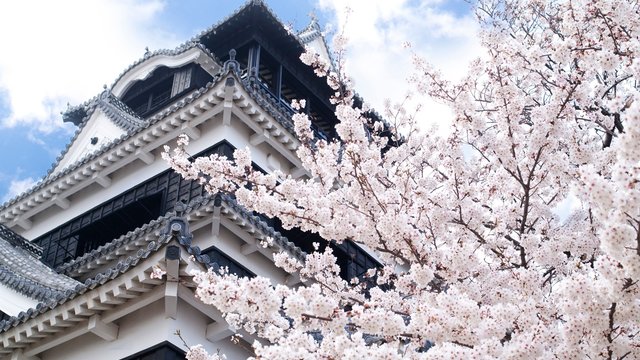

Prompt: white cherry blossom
[{"left": 165, "top": 1, "right": 640, "bottom": 358}]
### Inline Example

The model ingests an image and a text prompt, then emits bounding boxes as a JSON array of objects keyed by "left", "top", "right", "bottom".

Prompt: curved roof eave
[{"left": 111, "top": 44, "right": 221, "bottom": 98}]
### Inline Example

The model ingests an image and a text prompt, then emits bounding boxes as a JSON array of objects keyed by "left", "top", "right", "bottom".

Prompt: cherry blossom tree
[{"left": 164, "top": 0, "right": 640, "bottom": 358}]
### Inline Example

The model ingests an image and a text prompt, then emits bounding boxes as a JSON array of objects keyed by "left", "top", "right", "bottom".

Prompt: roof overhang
[
  {"left": 112, "top": 45, "right": 221, "bottom": 98},
  {"left": 0, "top": 71, "right": 307, "bottom": 236}
]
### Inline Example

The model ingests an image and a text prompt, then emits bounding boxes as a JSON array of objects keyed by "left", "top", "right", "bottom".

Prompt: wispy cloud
[
  {"left": 316, "top": 0, "right": 482, "bottom": 128},
  {"left": 2, "top": 177, "right": 37, "bottom": 203},
  {"left": 0, "top": 0, "right": 178, "bottom": 133}
]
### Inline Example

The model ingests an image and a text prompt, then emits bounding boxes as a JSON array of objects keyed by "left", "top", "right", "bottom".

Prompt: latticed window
[
  {"left": 171, "top": 68, "right": 192, "bottom": 97},
  {"left": 34, "top": 142, "right": 235, "bottom": 268},
  {"left": 121, "top": 64, "right": 212, "bottom": 118},
  {"left": 202, "top": 246, "right": 255, "bottom": 278}
]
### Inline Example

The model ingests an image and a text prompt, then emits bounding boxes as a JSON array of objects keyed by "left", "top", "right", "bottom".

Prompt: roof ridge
[
  {"left": 0, "top": 77, "right": 222, "bottom": 211},
  {"left": 109, "top": 42, "right": 218, "bottom": 92},
  {"left": 0, "top": 223, "right": 41, "bottom": 257},
  {"left": 58, "top": 191, "right": 307, "bottom": 277},
  {"left": 97, "top": 92, "right": 148, "bottom": 132},
  {"left": 192, "top": 0, "right": 310, "bottom": 51},
  {"left": 55, "top": 213, "right": 170, "bottom": 275}
]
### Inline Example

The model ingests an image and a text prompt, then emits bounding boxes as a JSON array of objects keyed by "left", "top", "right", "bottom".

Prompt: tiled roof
[
  {"left": 56, "top": 193, "right": 306, "bottom": 277},
  {"left": 0, "top": 224, "right": 41, "bottom": 257},
  {"left": 0, "top": 199, "right": 304, "bottom": 333},
  {"left": 0, "top": 237, "right": 163, "bottom": 332},
  {"left": 298, "top": 16, "right": 323, "bottom": 44},
  {"left": 109, "top": 42, "right": 219, "bottom": 94},
  {"left": 97, "top": 92, "right": 148, "bottom": 132},
  {"left": 0, "top": 226, "right": 80, "bottom": 303},
  {"left": 0, "top": 77, "right": 220, "bottom": 212},
  {"left": 192, "top": 0, "right": 300, "bottom": 46}
]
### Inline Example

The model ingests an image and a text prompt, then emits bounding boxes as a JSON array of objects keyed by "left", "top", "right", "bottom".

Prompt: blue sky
[{"left": 0, "top": 0, "right": 478, "bottom": 203}]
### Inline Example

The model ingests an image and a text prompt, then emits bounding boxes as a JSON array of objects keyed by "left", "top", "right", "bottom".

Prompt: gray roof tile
[{"left": 0, "top": 226, "right": 80, "bottom": 303}]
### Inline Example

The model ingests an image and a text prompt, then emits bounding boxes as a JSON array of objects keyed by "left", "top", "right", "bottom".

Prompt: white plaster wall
[
  {"left": 53, "top": 110, "right": 127, "bottom": 175},
  {"left": 42, "top": 300, "right": 168, "bottom": 360},
  {"left": 191, "top": 225, "right": 288, "bottom": 284},
  {"left": 22, "top": 106, "right": 291, "bottom": 240},
  {"left": 41, "top": 298, "right": 252, "bottom": 360},
  {"left": 0, "top": 283, "right": 38, "bottom": 316},
  {"left": 305, "top": 37, "right": 332, "bottom": 66}
]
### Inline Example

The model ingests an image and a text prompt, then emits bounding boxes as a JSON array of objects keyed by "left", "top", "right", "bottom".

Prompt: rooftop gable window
[
  {"left": 202, "top": 246, "right": 255, "bottom": 278},
  {"left": 121, "top": 64, "right": 213, "bottom": 118}
]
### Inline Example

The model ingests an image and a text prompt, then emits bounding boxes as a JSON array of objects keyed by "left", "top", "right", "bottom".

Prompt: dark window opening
[
  {"left": 0, "top": 310, "right": 10, "bottom": 322},
  {"left": 122, "top": 64, "right": 213, "bottom": 118},
  {"left": 35, "top": 137, "right": 378, "bottom": 283},
  {"left": 216, "top": 40, "right": 338, "bottom": 140},
  {"left": 202, "top": 246, "right": 255, "bottom": 278},
  {"left": 74, "top": 193, "right": 163, "bottom": 257},
  {"left": 265, "top": 217, "right": 381, "bottom": 283},
  {"left": 35, "top": 192, "right": 164, "bottom": 268},
  {"left": 122, "top": 341, "right": 185, "bottom": 360},
  {"left": 35, "top": 141, "right": 235, "bottom": 269}
]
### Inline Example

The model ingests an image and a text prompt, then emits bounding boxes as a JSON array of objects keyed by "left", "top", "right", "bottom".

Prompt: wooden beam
[
  {"left": 16, "top": 218, "right": 32, "bottom": 231},
  {"left": 177, "top": 285, "right": 224, "bottom": 322},
  {"left": 249, "top": 131, "right": 270, "bottom": 146},
  {"left": 211, "top": 205, "right": 221, "bottom": 238},
  {"left": 87, "top": 315, "right": 118, "bottom": 342},
  {"left": 285, "top": 273, "right": 302, "bottom": 286},
  {"left": 290, "top": 166, "right": 308, "bottom": 179},
  {"left": 275, "top": 64, "right": 282, "bottom": 99},
  {"left": 182, "top": 124, "right": 201, "bottom": 140},
  {"left": 166, "top": 256, "right": 180, "bottom": 282},
  {"left": 135, "top": 149, "right": 155, "bottom": 165},
  {"left": 240, "top": 243, "right": 258, "bottom": 256},
  {"left": 24, "top": 324, "right": 87, "bottom": 357},
  {"left": 223, "top": 78, "right": 235, "bottom": 126},
  {"left": 10, "top": 350, "right": 40, "bottom": 360},
  {"left": 102, "top": 286, "right": 164, "bottom": 323},
  {"left": 206, "top": 321, "right": 233, "bottom": 343},
  {"left": 165, "top": 281, "right": 178, "bottom": 320},
  {"left": 52, "top": 196, "right": 70, "bottom": 210},
  {"left": 93, "top": 174, "right": 111, "bottom": 188}
]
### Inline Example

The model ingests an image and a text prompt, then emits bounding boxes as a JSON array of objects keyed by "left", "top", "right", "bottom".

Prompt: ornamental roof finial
[{"left": 223, "top": 49, "right": 240, "bottom": 73}]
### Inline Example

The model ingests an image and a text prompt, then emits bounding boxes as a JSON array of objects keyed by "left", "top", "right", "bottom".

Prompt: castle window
[
  {"left": 202, "top": 246, "right": 255, "bottom": 278},
  {"left": 36, "top": 191, "right": 164, "bottom": 268},
  {"left": 121, "top": 341, "right": 185, "bottom": 360},
  {"left": 122, "top": 64, "right": 212, "bottom": 118},
  {"left": 34, "top": 142, "right": 235, "bottom": 269},
  {"left": 171, "top": 68, "right": 192, "bottom": 97}
]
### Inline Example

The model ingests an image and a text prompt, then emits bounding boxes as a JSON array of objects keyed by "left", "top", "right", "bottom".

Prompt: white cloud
[
  {"left": 316, "top": 0, "right": 483, "bottom": 129},
  {"left": 0, "top": 0, "right": 178, "bottom": 132},
  {"left": 2, "top": 177, "right": 37, "bottom": 203}
]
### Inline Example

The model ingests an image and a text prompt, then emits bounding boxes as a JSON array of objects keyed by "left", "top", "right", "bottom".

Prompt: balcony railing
[{"left": 241, "top": 74, "right": 329, "bottom": 141}]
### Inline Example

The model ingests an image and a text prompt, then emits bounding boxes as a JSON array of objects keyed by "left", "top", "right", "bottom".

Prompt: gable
[
  {"left": 120, "top": 63, "right": 214, "bottom": 119},
  {"left": 52, "top": 103, "right": 128, "bottom": 176},
  {"left": 111, "top": 45, "right": 220, "bottom": 99},
  {"left": 298, "top": 17, "right": 332, "bottom": 66}
]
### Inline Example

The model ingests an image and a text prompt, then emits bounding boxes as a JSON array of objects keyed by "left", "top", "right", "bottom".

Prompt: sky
[{"left": 0, "top": 0, "right": 480, "bottom": 204}]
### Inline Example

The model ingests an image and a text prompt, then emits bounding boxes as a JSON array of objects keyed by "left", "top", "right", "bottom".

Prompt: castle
[{"left": 0, "top": 2, "right": 379, "bottom": 359}]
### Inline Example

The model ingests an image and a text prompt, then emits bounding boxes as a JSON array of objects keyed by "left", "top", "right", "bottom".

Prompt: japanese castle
[{"left": 0, "top": 1, "right": 380, "bottom": 359}]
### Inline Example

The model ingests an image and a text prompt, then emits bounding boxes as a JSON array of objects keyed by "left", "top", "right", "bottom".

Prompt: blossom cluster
[{"left": 164, "top": 0, "right": 640, "bottom": 358}]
